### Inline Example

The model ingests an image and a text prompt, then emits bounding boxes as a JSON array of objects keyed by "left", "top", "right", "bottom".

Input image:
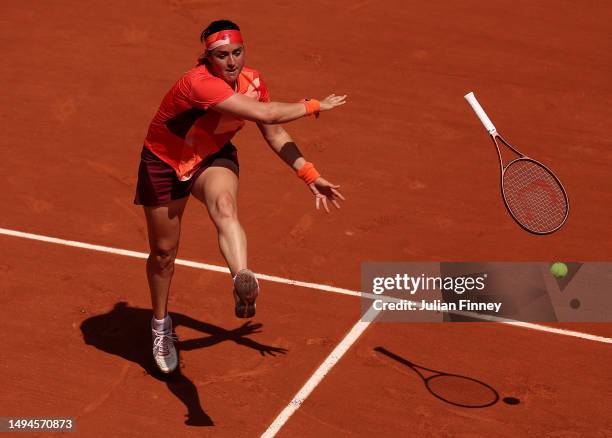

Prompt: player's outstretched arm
[
  {"left": 257, "top": 123, "right": 345, "bottom": 213},
  {"left": 214, "top": 93, "right": 347, "bottom": 124}
]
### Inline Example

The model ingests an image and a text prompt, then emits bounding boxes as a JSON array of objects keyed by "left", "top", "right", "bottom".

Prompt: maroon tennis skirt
[{"left": 134, "top": 143, "right": 239, "bottom": 207}]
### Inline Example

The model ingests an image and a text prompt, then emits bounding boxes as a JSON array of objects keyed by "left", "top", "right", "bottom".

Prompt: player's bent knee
[{"left": 212, "top": 192, "right": 237, "bottom": 222}]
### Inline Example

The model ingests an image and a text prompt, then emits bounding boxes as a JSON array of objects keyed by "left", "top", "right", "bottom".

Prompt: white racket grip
[{"left": 464, "top": 92, "right": 497, "bottom": 134}]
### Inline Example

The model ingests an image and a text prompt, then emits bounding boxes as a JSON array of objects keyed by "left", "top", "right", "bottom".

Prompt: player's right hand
[{"left": 319, "top": 94, "right": 347, "bottom": 111}]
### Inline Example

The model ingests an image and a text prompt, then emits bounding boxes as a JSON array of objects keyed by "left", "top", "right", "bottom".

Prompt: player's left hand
[{"left": 309, "top": 177, "right": 345, "bottom": 213}]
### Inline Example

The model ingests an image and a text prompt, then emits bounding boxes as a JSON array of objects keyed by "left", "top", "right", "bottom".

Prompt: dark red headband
[{"left": 205, "top": 30, "right": 244, "bottom": 50}]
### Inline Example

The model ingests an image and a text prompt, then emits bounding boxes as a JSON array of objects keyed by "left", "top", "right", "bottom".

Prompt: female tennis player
[{"left": 134, "top": 19, "right": 347, "bottom": 373}]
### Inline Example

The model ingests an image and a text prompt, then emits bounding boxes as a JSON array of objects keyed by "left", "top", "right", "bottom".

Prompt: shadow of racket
[{"left": 374, "top": 347, "right": 499, "bottom": 408}]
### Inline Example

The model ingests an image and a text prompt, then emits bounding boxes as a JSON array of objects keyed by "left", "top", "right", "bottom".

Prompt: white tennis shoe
[{"left": 151, "top": 324, "right": 178, "bottom": 374}]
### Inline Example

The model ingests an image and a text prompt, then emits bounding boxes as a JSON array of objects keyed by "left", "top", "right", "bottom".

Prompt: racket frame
[
  {"left": 491, "top": 133, "right": 570, "bottom": 235},
  {"left": 464, "top": 92, "right": 570, "bottom": 235}
]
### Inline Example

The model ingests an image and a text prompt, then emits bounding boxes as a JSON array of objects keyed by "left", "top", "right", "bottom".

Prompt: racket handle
[{"left": 464, "top": 92, "right": 497, "bottom": 134}]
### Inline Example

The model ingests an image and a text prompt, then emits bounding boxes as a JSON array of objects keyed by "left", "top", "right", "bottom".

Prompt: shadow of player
[{"left": 80, "top": 302, "right": 287, "bottom": 426}]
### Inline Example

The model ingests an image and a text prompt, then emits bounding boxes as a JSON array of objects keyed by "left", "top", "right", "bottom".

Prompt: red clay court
[{"left": 2, "top": 1, "right": 611, "bottom": 436}]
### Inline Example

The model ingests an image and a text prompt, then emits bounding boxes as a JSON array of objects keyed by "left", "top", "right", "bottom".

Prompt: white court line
[
  {"left": 261, "top": 304, "right": 380, "bottom": 438},
  {"left": 0, "top": 227, "right": 610, "bottom": 344}
]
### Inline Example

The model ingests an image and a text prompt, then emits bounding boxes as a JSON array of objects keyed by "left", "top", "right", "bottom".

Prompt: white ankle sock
[{"left": 152, "top": 315, "right": 171, "bottom": 331}]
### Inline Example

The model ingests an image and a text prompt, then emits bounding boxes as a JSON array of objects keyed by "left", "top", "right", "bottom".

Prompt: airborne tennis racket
[{"left": 464, "top": 92, "right": 569, "bottom": 234}]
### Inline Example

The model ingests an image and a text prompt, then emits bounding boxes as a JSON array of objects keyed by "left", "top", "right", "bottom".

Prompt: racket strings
[{"left": 502, "top": 160, "right": 567, "bottom": 233}]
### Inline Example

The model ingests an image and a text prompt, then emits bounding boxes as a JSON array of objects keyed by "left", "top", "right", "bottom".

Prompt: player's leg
[
  {"left": 191, "top": 161, "right": 259, "bottom": 318},
  {"left": 143, "top": 196, "right": 188, "bottom": 373},
  {"left": 143, "top": 196, "right": 189, "bottom": 319},
  {"left": 192, "top": 166, "right": 245, "bottom": 274}
]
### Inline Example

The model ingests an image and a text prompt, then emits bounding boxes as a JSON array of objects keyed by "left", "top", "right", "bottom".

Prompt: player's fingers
[
  {"left": 316, "top": 196, "right": 321, "bottom": 210},
  {"left": 322, "top": 197, "right": 330, "bottom": 213},
  {"left": 332, "top": 199, "right": 341, "bottom": 209},
  {"left": 331, "top": 188, "right": 346, "bottom": 200}
]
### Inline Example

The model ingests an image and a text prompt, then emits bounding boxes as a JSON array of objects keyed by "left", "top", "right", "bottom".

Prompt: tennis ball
[{"left": 550, "top": 262, "right": 568, "bottom": 278}]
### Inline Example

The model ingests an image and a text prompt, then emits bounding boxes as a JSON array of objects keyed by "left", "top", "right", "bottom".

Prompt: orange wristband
[
  {"left": 297, "top": 162, "right": 321, "bottom": 185},
  {"left": 301, "top": 99, "right": 320, "bottom": 116}
]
